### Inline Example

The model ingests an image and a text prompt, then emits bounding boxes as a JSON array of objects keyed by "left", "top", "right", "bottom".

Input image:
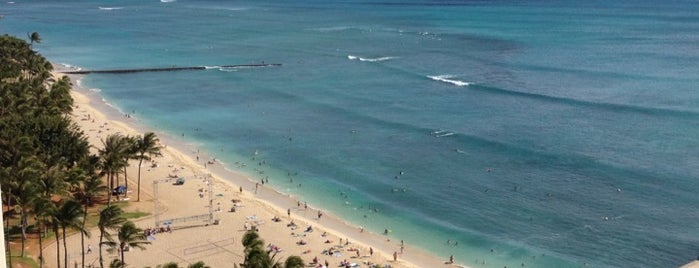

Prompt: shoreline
[{"left": 55, "top": 65, "right": 458, "bottom": 268}]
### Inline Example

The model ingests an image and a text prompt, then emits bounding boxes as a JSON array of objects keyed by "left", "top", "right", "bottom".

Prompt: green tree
[
  {"left": 56, "top": 199, "right": 87, "bottom": 268},
  {"left": 73, "top": 163, "right": 107, "bottom": 268},
  {"left": 99, "top": 134, "right": 130, "bottom": 205},
  {"left": 283, "top": 256, "right": 304, "bottom": 268},
  {"left": 109, "top": 259, "right": 124, "bottom": 268},
  {"left": 98, "top": 205, "right": 126, "bottom": 268},
  {"left": 156, "top": 261, "right": 210, "bottom": 268},
  {"left": 0, "top": 33, "right": 93, "bottom": 268},
  {"left": 241, "top": 231, "right": 303, "bottom": 268},
  {"left": 32, "top": 197, "right": 55, "bottom": 268},
  {"left": 133, "top": 132, "right": 162, "bottom": 201},
  {"left": 187, "top": 261, "right": 211, "bottom": 268},
  {"left": 27, "top": 32, "right": 41, "bottom": 48},
  {"left": 13, "top": 156, "right": 43, "bottom": 257},
  {"left": 104, "top": 221, "right": 150, "bottom": 267}
]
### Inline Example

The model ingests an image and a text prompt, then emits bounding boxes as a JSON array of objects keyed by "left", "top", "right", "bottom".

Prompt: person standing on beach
[
  {"left": 393, "top": 251, "right": 398, "bottom": 262},
  {"left": 287, "top": 208, "right": 291, "bottom": 218}
]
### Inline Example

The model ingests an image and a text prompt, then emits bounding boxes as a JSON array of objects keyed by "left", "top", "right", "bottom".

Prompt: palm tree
[
  {"left": 133, "top": 132, "right": 162, "bottom": 201},
  {"left": 284, "top": 256, "right": 304, "bottom": 268},
  {"left": 13, "top": 157, "right": 43, "bottom": 257},
  {"left": 27, "top": 32, "right": 41, "bottom": 48},
  {"left": 98, "top": 205, "right": 127, "bottom": 268},
  {"left": 109, "top": 259, "right": 124, "bottom": 268},
  {"left": 56, "top": 199, "right": 87, "bottom": 268},
  {"left": 240, "top": 231, "right": 304, "bottom": 268},
  {"left": 157, "top": 261, "right": 210, "bottom": 268},
  {"left": 73, "top": 163, "right": 107, "bottom": 268},
  {"left": 187, "top": 261, "right": 211, "bottom": 268},
  {"left": 122, "top": 136, "right": 137, "bottom": 197},
  {"left": 32, "top": 197, "right": 55, "bottom": 268},
  {"left": 99, "top": 134, "right": 130, "bottom": 205},
  {"left": 159, "top": 262, "right": 180, "bottom": 268},
  {"left": 241, "top": 230, "right": 280, "bottom": 268},
  {"left": 104, "top": 221, "right": 150, "bottom": 267}
]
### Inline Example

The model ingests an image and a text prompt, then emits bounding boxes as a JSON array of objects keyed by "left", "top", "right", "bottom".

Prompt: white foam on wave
[
  {"left": 223, "top": 7, "right": 249, "bottom": 11},
  {"left": 359, "top": 56, "right": 395, "bottom": 62},
  {"left": 89, "top": 88, "right": 102, "bottom": 93},
  {"left": 98, "top": 6, "right": 123, "bottom": 10},
  {"left": 347, "top": 55, "right": 395, "bottom": 62},
  {"left": 160, "top": 0, "right": 176, "bottom": 3},
  {"left": 217, "top": 67, "right": 238, "bottom": 72},
  {"left": 437, "top": 132, "right": 455, "bottom": 137},
  {"left": 427, "top": 75, "right": 470, "bottom": 87},
  {"left": 314, "top": 26, "right": 354, "bottom": 32},
  {"left": 204, "top": 66, "right": 221, "bottom": 70}
]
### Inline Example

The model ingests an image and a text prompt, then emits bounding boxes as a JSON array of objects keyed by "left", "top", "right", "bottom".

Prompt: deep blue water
[{"left": 3, "top": 0, "right": 699, "bottom": 267}]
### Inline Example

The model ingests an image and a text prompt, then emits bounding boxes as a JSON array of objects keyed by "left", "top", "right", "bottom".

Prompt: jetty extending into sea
[{"left": 62, "top": 63, "right": 281, "bottom": 74}]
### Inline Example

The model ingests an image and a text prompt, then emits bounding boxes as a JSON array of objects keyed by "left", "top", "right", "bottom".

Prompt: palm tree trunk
[
  {"left": 137, "top": 159, "right": 143, "bottom": 202},
  {"left": 54, "top": 223, "right": 61, "bottom": 268},
  {"left": 38, "top": 222, "right": 44, "bottom": 268},
  {"left": 81, "top": 205, "right": 88, "bottom": 268},
  {"left": 20, "top": 213, "right": 27, "bottom": 257},
  {"left": 5, "top": 188, "right": 11, "bottom": 264},
  {"left": 123, "top": 166, "right": 128, "bottom": 198},
  {"left": 120, "top": 246, "right": 125, "bottom": 268},
  {"left": 99, "top": 231, "right": 104, "bottom": 268},
  {"left": 107, "top": 173, "right": 113, "bottom": 206},
  {"left": 63, "top": 226, "right": 69, "bottom": 268}
]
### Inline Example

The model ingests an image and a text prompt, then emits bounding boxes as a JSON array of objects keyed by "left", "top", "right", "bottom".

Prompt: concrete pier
[{"left": 62, "top": 63, "right": 281, "bottom": 74}]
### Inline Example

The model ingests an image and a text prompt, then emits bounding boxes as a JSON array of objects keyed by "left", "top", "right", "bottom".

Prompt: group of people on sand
[{"left": 144, "top": 225, "right": 172, "bottom": 239}]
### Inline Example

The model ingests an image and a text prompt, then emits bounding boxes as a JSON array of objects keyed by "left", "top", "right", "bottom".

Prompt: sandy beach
[{"left": 40, "top": 69, "right": 456, "bottom": 268}]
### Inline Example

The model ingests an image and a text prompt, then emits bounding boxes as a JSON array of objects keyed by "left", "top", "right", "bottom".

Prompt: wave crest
[
  {"left": 427, "top": 75, "right": 470, "bottom": 87},
  {"left": 98, "top": 6, "right": 123, "bottom": 10},
  {"left": 347, "top": 55, "right": 396, "bottom": 62}
]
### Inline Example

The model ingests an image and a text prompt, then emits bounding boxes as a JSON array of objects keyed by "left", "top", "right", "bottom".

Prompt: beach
[
  {"left": 6, "top": 1, "right": 699, "bottom": 266},
  {"left": 41, "top": 69, "right": 454, "bottom": 268}
]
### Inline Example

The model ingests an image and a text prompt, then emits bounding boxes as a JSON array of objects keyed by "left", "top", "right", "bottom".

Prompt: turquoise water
[{"left": 3, "top": 0, "right": 699, "bottom": 267}]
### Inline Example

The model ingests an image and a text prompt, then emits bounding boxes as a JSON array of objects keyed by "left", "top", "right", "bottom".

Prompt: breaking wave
[{"left": 427, "top": 75, "right": 470, "bottom": 87}]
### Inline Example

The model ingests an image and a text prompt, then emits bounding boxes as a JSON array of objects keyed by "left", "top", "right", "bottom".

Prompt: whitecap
[
  {"left": 347, "top": 55, "right": 395, "bottom": 62},
  {"left": 160, "top": 0, "right": 176, "bottom": 3},
  {"left": 427, "top": 75, "right": 470, "bottom": 87},
  {"left": 358, "top": 56, "right": 395, "bottom": 62},
  {"left": 436, "top": 132, "right": 455, "bottom": 137},
  {"left": 222, "top": 7, "right": 249, "bottom": 11},
  {"left": 217, "top": 68, "right": 238, "bottom": 72},
  {"left": 89, "top": 88, "right": 102, "bottom": 93},
  {"left": 98, "top": 6, "right": 123, "bottom": 10},
  {"left": 314, "top": 26, "right": 353, "bottom": 32}
]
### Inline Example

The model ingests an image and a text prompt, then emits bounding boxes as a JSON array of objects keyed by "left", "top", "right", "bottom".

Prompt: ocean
[{"left": 3, "top": 0, "right": 699, "bottom": 267}]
